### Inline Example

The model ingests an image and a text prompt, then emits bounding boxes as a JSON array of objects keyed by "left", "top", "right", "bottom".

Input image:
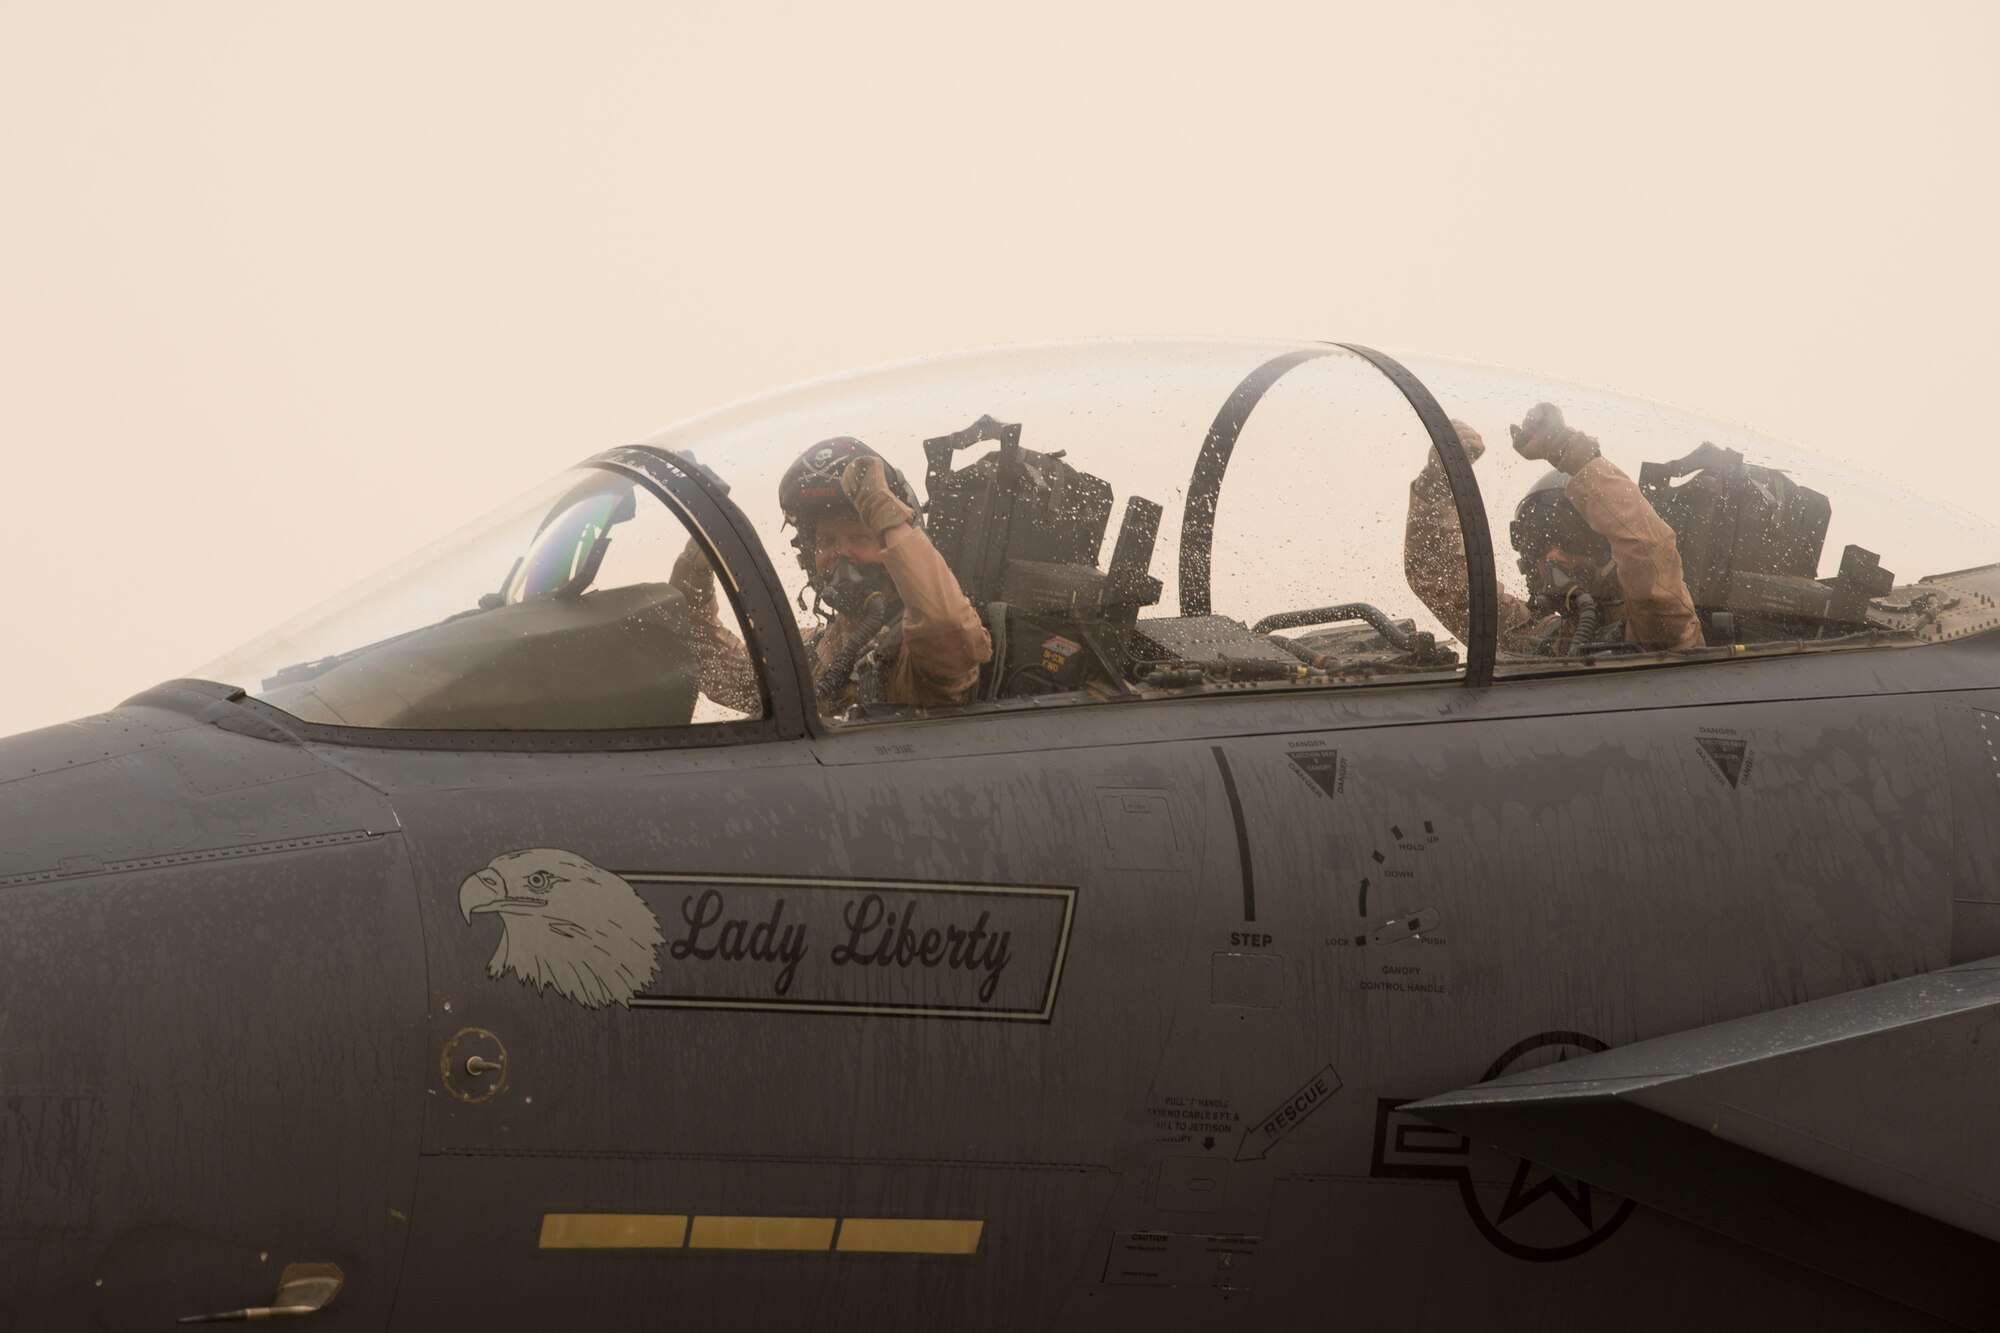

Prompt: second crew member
[{"left": 1406, "top": 404, "right": 1703, "bottom": 656}]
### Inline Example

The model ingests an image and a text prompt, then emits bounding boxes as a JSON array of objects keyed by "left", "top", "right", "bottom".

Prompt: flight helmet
[
  {"left": 777, "top": 437, "right": 920, "bottom": 570},
  {"left": 1510, "top": 469, "right": 1614, "bottom": 602},
  {"left": 778, "top": 436, "right": 921, "bottom": 619}
]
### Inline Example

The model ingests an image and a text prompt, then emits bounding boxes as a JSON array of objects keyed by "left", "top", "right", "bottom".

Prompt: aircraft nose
[{"left": 459, "top": 868, "right": 504, "bottom": 923}]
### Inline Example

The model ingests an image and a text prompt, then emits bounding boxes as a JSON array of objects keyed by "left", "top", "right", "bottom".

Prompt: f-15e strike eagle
[{"left": 3, "top": 339, "right": 1998, "bottom": 1331}]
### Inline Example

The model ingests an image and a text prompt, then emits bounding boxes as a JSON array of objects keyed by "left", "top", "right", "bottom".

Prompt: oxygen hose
[
  {"left": 1566, "top": 591, "right": 1600, "bottom": 655},
  {"left": 815, "top": 594, "right": 891, "bottom": 702}
]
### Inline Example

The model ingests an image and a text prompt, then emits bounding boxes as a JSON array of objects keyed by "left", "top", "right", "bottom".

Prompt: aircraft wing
[{"left": 1406, "top": 956, "right": 2000, "bottom": 1328}]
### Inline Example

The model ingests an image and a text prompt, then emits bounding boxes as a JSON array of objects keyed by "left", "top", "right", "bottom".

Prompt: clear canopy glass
[
  {"left": 195, "top": 338, "right": 2000, "bottom": 739},
  {"left": 198, "top": 467, "right": 759, "bottom": 730},
  {"left": 638, "top": 338, "right": 1464, "bottom": 713}
]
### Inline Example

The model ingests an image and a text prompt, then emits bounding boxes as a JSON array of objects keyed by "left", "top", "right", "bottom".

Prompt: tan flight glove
[
  {"left": 670, "top": 537, "right": 717, "bottom": 614},
  {"left": 1509, "top": 403, "right": 1601, "bottom": 474},
  {"left": 1450, "top": 419, "right": 1486, "bottom": 464},
  {"left": 1416, "top": 419, "right": 1486, "bottom": 496},
  {"left": 841, "top": 456, "right": 916, "bottom": 536}
]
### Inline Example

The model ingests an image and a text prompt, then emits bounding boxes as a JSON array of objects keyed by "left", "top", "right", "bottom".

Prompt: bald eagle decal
[{"left": 458, "top": 849, "right": 663, "bottom": 1009}]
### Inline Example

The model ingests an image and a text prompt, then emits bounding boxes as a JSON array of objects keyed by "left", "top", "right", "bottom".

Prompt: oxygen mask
[
  {"left": 815, "top": 555, "right": 895, "bottom": 619},
  {"left": 1529, "top": 548, "right": 1619, "bottom": 615}
]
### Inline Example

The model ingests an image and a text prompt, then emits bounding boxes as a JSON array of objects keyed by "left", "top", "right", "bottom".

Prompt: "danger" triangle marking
[
  {"left": 1696, "top": 737, "right": 1748, "bottom": 788},
  {"left": 1288, "top": 752, "right": 1341, "bottom": 799}
]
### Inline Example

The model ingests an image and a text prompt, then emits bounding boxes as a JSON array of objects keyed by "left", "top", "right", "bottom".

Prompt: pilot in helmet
[
  {"left": 674, "top": 437, "right": 991, "bottom": 713},
  {"left": 778, "top": 437, "right": 992, "bottom": 709},
  {"left": 1404, "top": 405, "right": 1703, "bottom": 656}
]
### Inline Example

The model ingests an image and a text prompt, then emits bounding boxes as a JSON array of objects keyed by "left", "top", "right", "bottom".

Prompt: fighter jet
[{"left": 3, "top": 338, "right": 1997, "bottom": 1331}]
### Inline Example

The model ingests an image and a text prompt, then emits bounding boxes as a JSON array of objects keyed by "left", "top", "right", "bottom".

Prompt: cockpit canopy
[{"left": 196, "top": 338, "right": 2000, "bottom": 740}]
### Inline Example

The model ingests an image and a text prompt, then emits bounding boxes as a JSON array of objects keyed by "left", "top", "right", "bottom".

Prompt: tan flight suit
[
  {"left": 685, "top": 524, "right": 992, "bottom": 713},
  {"left": 684, "top": 595, "right": 765, "bottom": 716},
  {"left": 1405, "top": 456, "right": 1703, "bottom": 654}
]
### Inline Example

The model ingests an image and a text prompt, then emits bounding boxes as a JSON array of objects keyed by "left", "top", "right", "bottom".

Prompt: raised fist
[
  {"left": 1450, "top": 419, "right": 1486, "bottom": 465},
  {"left": 1418, "top": 419, "right": 1486, "bottom": 494},
  {"left": 840, "top": 456, "right": 916, "bottom": 536},
  {"left": 1509, "top": 403, "right": 1600, "bottom": 474}
]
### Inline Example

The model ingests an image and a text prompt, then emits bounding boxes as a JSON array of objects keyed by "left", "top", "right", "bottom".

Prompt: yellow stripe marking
[
  {"left": 687, "top": 1215, "right": 837, "bottom": 1251},
  {"left": 836, "top": 1218, "right": 984, "bottom": 1255},
  {"left": 538, "top": 1213, "right": 688, "bottom": 1249}
]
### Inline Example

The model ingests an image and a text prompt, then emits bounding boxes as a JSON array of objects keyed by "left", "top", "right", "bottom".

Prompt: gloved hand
[
  {"left": 1510, "top": 403, "right": 1600, "bottom": 474},
  {"left": 670, "top": 537, "right": 717, "bottom": 613},
  {"left": 841, "top": 456, "right": 916, "bottom": 536},
  {"left": 1418, "top": 419, "right": 1485, "bottom": 495},
  {"left": 1450, "top": 419, "right": 1487, "bottom": 465}
]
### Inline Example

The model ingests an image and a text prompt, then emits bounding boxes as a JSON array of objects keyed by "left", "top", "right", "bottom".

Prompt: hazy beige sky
[{"left": 3, "top": 0, "right": 1996, "bottom": 738}]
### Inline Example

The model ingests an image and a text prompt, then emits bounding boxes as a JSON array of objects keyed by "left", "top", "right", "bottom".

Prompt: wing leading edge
[{"left": 1407, "top": 957, "right": 2000, "bottom": 1329}]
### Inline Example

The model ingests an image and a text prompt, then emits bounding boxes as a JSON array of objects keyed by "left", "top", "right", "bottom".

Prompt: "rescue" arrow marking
[{"left": 1236, "top": 1064, "right": 1342, "bottom": 1161}]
